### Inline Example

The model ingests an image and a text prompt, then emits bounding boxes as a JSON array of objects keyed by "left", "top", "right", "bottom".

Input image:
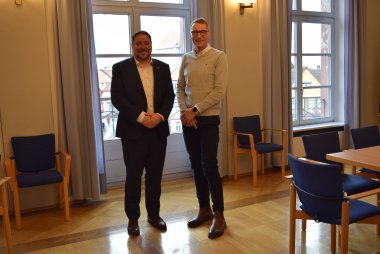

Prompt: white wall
[
  {"left": 224, "top": 0, "right": 263, "bottom": 175},
  {"left": 0, "top": 0, "right": 59, "bottom": 209},
  {"left": 362, "top": 1, "right": 380, "bottom": 127}
]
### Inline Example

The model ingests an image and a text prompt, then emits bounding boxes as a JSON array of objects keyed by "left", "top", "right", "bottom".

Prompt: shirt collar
[
  {"left": 194, "top": 44, "right": 211, "bottom": 56},
  {"left": 134, "top": 57, "right": 153, "bottom": 67}
]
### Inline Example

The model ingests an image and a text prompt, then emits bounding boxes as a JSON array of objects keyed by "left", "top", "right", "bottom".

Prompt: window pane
[
  {"left": 97, "top": 57, "right": 125, "bottom": 140},
  {"left": 101, "top": 101, "right": 118, "bottom": 140},
  {"left": 141, "top": 16, "right": 186, "bottom": 54},
  {"left": 292, "top": 89, "right": 297, "bottom": 121},
  {"left": 154, "top": 56, "right": 182, "bottom": 134},
  {"left": 302, "top": 56, "right": 331, "bottom": 86},
  {"left": 302, "top": 0, "right": 331, "bottom": 12},
  {"left": 291, "top": 56, "right": 297, "bottom": 88},
  {"left": 292, "top": 0, "right": 297, "bottom": 11},
  {"left": 139, "top": 0, "right": 183, "bottom": 3},
  {"left": 97, "top": 57, "right": 125, "bottom": 99},
  {"left": 291, "top": 22, "right": 297, "bottom": 54},
  {"left": 93, "top": 14, "right": 131, "bottom": 54},
  {"left": 302, "top": 23, "right": 331, "bottom": 53},
  {"left": 302, "top": 87, "right": 331, "bottom": 119}
]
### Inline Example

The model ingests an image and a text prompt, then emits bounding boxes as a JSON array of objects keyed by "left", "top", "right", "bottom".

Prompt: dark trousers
[
  {"left": 121, "top": 129, "right": 167, "bottom": 220},
  {"left": 182, "top": 116, "right": 224, "bottom": 212}
]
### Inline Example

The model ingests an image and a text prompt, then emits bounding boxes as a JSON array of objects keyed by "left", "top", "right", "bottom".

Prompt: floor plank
[{"left": 1, "top": 169, "right": 380, "bottom": 253}]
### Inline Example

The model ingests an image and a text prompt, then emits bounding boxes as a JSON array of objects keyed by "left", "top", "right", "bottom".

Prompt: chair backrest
[
  {"left": 302, "top": 131, "right": 341, "bottom": 165},
  {"left": 288, "top": 154, "right": 344, "bottom": 223},
  {"left": 350, "top": 125, "right": 380, "bottom": 149},
  {"left": 233, "top": 115, "right": 262, "bottom": 145},
  {"left": 11, "top": 134, "right": 55, "bottom": 173}
]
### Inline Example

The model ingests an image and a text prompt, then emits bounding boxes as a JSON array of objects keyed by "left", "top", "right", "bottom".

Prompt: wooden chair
[
  {"left": 0, "top": 173, "right": 13, "bottom": 253},
  {"left": 288, "top": 154, "right": 380, "bottom": 254},
  {"left": 302, "top": 131, "right": 380, "bottom": 195},
  {"left": 350, "top": 125, "right": 380, "bottom": 178},
  {"left": 5, "top": 134, "right": 71, "bottom": 229},
  {"left": 232, "top": 115, "right": 286, "bottom": 185}
]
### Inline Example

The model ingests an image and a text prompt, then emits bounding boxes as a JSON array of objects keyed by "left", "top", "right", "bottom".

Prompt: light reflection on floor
[{"left": 107, "top": 220, "right": 192, "bottom": 254}]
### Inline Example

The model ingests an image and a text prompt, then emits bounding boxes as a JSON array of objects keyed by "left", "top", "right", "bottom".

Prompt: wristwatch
[{"left": 192, "top": 106, "right": 199, "bottom": 114}]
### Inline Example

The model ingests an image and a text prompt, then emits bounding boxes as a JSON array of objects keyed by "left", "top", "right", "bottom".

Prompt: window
[
  {"left": 291, "top": 0, "right": 334, "bottom": 126},
  {"left": 92, "top": 0, "right": 190, "bottom": 140}
]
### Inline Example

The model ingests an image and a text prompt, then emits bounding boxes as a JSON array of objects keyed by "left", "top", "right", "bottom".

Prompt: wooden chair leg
[
  {"left": 338, "top": 226, "right": 341, "bottom": 249},
  {"left": 234, "top": 151, "right": 238, "bottom": 180},
  {"left": 252, "top": 151, "right": 258, "bottom": 185},
  {"left": 330, "top": 224, "right": 336, "bottom": 253},
  {"left": 1, "top": 181, "right": 13, "bottom": 254},
  {"left": 378, "top": 193, "right": 380, "bottom": 235},
  {"left": 58, "top": 183, "right": 64, "bottom": 209},
  {"left": 63, "top": 181, "right": 70, "bottom": 222},
  {"left": 289, "top": 183, "right": 296, "bottom": 254},
  {"left": 261, "top": 154, "right": 265, "bottom": 175},
  {"left": 13, "top": 184, "right": 21, "bottom": 230},
  {"left": 301, "top": 219, "right": 306, "bottom": 231},
  {"left": 340, "top": 202, "right": 350, "bottom": 254},
  {"left": 281, "top": 150, "right": 285, "bottom": 181}
]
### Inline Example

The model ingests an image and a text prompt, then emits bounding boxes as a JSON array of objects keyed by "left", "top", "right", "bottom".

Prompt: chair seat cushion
[
  {"left": 16, "top": 169, "right": 63, "bottom": 188},
  {"left": 239, "top": 143, "right": 283, "bottom": 154},
  {"left": 342, "top": 174, "right": 380, "bottom": 195},
  {"left": 301, "top": 199, "right": 380, "bottom": 225},
  {"left": 360, "top": 168, "right": 380, "bottom": 177}
]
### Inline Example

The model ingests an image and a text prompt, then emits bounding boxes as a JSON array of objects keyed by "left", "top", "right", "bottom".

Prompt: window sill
[{"left": 293, "top": 122, "right": 345, "bottom": 137}]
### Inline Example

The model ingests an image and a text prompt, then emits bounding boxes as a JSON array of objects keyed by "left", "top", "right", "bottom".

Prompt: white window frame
[
  {"left": 291, "top": 0, "right": 336, "bottom": 126},
  {"left": 92, "top": 0, "right": 191, "bottom": 140}
]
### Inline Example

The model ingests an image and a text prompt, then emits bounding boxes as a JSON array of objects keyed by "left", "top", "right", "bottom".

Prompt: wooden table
[{"left": 326, "top": 145, "right": 380, "bottom": 172}]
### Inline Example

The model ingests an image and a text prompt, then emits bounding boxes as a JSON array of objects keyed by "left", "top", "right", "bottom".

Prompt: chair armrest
[
  {"left": 4, "top": 158, "right": 16, "bottom": 191},
  {"left": 60, "top": 149, "right": 71, "bottom": 180},
  {"left": 56, "top": 149, "right": 71, "bottom": 183},
  {"left": 347, "top": 187, "right": 380, "bottom": 200},
  {"left": 262, "top": 128, "right": 286, "bottom": 133},
  {"left": 298, "top": 157, "right": 329, "bottom": 165},
  {"left": 232, "top": 131, "right": 253, "bottom": 137},
  {"left": 0, "top": 177, "right": 10, "bottom": 187},
  {"left": 261, "top": 129, "right": 287, "bottom": 146},
  {"left": 232, "top": 132, "right": 256, "bottom": 148}
]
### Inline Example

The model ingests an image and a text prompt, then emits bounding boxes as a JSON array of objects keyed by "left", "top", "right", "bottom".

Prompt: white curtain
[
  {"left": 196, "top": 0, "right": 225, "bottom": 51},
  {"left": 343, "top": 0, "right": 365, "bottom": 149},
  {"left": 53, "top": 0, "right": 104, "bottom": 200},
  {"left": 259, "top": 0, "right": 292, "bottom": 166}
]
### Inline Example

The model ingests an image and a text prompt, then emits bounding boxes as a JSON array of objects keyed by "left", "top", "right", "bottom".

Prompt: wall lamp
[
  {"left": 238, "top": 1, "right": 256, "bottom": 15},
  {"left": 15, "top": 0, "right": 22, "bottom": 5},
  {"left": 236, "top": 0, "right": 256, "bottom": 15}
]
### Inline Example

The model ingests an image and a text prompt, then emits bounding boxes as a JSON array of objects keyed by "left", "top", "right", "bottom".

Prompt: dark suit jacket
[{"left": 111, "top": 57, "right": 175, "bottom": 140}]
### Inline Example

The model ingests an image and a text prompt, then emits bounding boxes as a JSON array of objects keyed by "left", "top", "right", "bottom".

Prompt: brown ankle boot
[
  {"left": 187, "top": 208, "right": 213, "bottom": 228},
  {"left": 208, "top": 211, "right": 227, "bottom": 239}
]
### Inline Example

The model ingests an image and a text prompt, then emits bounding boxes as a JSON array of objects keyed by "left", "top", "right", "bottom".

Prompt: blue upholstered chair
[
  {"left": 232, "top": 115, "right": 286, "bottom": 185},
  {"left": 5, "top": 134, "right": 71, "bottom": 229},
  {"left": 350, "top": 125, "right": 380, "bottom": 178},
  {"left": 288, "top": 154, "right": 380, "bottom": 254},
  {"left": 302, "top": 131, "right": 380, "bottom": 195}
]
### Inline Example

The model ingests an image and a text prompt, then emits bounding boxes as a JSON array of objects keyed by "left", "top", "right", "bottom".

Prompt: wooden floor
[{"left": 1, "top": 169, "right": 380, "bottom": 254}]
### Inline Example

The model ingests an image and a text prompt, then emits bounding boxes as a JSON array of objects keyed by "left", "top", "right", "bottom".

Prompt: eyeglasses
[{"left": 191, "top": 30, "right": 208, "bottom": 36}]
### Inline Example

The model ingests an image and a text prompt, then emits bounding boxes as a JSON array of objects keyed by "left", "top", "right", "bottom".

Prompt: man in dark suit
[{"left": 111, "top": 31, "right": 175, "bottom": 236}]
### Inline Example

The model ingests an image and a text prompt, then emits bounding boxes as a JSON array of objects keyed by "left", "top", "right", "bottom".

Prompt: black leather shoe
[
  {"left": 187, "top": 208, "right": 213, "bottom": 228},
  {"left": 148, "top": 216, "right": 167, "bottom": 231},
  {"left": 128, "top": 219, "right": 140, "bottom": 236},
  {"left": 208, "top": 211, "right": 227, "bottom": 239}
]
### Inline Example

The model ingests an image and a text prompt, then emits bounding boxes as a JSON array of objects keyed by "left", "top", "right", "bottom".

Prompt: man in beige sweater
[{"left": 176, "top": 18, "right": 228, "bottom": 239}]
